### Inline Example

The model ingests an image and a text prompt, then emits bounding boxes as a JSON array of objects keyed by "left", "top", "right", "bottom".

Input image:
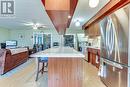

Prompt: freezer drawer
[{"left": 101, "top": 60, "right": 128, "bottom": 87}]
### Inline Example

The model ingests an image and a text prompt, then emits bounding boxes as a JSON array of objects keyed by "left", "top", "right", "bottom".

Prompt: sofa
[{"left": 0, "top": 48, "right": 29, "bottom": 75}]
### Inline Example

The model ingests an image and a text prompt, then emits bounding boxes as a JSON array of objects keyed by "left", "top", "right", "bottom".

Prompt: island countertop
[{"left": 30, "top": 47, "right": 85, "bottom": 58}]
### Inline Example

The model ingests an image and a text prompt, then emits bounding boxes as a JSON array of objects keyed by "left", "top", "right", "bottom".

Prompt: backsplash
[{"left": 88, "top": 36, "right": 101, "bottom": 48}]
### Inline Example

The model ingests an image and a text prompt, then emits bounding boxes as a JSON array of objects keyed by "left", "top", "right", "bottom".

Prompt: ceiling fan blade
[
  {"left": 41, "top": 25, "right": 47, "bottom": 27},
  {"left": 23, "top": 22, "right": 34, "bottom": 26}
]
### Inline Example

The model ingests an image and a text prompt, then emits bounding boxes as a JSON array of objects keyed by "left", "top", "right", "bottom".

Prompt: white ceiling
[
  {"left": 70, "top": 0, "right": 109, "bottom": 29},
  {"left": 0, "top": 0, "right": 109, "bottom": 30}
]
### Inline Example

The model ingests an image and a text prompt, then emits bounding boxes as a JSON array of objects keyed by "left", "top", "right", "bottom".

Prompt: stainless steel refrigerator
[{"left": 99, "top": 4, "right": 130, "bottom": 87}]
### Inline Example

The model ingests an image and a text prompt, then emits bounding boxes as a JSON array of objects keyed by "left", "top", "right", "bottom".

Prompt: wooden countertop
[{"left": 30, "top": 47, "right": 85, "bottom": 58}]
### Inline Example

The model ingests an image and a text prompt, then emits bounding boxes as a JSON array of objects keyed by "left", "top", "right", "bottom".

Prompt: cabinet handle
[{"left": 103, "top": 59, "right": 123, "bottom": 69}]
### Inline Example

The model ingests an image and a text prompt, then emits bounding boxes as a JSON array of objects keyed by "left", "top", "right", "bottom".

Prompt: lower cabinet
[{"left": 87, "top": 48, "right": 100, "bottom": 68}]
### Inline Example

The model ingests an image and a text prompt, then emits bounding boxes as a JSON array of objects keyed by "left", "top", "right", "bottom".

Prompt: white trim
[
  {"left": 43, "top": 33, "right": 52, "bottom": 48},
  {"left": 33, "top": 32, "right": 52, "bottom": 48}
]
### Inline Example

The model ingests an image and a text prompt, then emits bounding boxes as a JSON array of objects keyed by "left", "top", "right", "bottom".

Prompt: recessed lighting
[
  {"left": 75, "top": 20, "right": 80, "bottom": 27},
  {"left": 89, "top": 0, "right": 99, "bottom": 8},
  {"left": 68, "top": 15, "right": 71, "bottom": 19}
]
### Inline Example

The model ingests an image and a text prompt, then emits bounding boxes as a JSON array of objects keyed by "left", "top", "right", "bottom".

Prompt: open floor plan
[{"left": 0, "top": 0, "right": 130, "bottom": 87}]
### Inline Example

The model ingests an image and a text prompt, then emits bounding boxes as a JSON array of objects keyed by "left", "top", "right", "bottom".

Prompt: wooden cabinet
[
  {"left": 84, "top": 29, "right": 88, "bottom": 36},
  {"left": 87, "top": 48, "right": 100, "bottom": 68},
  {"left": 85, "top": 23, "right": 100, "bottom": 38},
  {"left": 94, "top": 23, "right": 100, "bottom": 36}
]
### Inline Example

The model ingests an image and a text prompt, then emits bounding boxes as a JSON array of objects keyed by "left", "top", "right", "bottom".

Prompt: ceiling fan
[{"left": 23, "top": 22, "right": 47, "bottom": 30}]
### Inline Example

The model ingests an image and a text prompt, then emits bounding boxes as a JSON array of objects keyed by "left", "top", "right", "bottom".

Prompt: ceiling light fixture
[
  {"left": 68, "top": 15, "right": 71, "bottom": 19},
  {"left": 89, "top": 0, "right": 99, "bottom": 8},
  {"left": 75, "top": 20, "right": 80, "bottom": 27}
]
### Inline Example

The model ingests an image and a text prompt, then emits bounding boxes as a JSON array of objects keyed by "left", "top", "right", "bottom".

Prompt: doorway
[{"left": 33, "top": 33, "right": 52, "bottom": 51}]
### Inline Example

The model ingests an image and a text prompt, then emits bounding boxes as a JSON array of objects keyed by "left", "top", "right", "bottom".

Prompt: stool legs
[
  {"left": 46, "top": 63, "right": 48, "bottom": 67},
  {"left": 35, "top": 60, "right": 40, "bottom": 81},
  {"left": 41, "top": 62, "right": 44, "bottom": 74},
  {"left": 35, "top": 58, "right": 48, "bottom": 81}
]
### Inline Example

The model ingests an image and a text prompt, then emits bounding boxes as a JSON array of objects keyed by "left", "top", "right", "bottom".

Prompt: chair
[{"left": 35, "top": 57, "right": 48, "bottom": 81}]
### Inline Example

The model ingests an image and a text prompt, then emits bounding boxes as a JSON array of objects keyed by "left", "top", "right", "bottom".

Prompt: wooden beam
[
  {"left": 45, "top": 0, "right": 70, "bottom": 10},
  {"left": 83, "top": 0, "right": 130, "bottom": 29},
  {"left": 67, "top": 0, "right": 78, "bottom": 27},
  {"left": 41, "top": 0, "right": 78, "bottom": 35}
]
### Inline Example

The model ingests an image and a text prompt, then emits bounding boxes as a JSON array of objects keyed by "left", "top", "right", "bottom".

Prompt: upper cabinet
[
  {"left": 84, "top": 23, "right": 100, "bottom": 38},
  {"left": 83, "top": 0, "right": 130, "bottom": 29},
  {"left": 94, "top": 23, "right": 100, "bottom": 36}
]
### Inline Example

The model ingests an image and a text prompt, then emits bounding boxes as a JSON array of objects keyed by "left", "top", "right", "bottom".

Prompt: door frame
[
  {"left": 33, "top": 32, "right": 52, "bottom": 48},
  {"left": 43, "top": 33, "right": 52, "bottom": 48}
]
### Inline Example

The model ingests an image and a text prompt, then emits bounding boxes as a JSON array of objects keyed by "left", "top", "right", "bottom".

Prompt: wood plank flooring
[
  {"left": 0, "top": 58, "right": 106, "bottom": 87},
  {"left": 82, "top": 60, "right": 106, "bottom": 87}
]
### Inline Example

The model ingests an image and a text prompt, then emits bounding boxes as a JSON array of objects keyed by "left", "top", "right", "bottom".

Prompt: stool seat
[{"left": 38, "top": 57, "right": 48, "bottom": 62}]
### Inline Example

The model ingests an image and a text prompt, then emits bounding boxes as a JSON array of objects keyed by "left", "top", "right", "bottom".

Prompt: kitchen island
[{"left": 30, "top": 47, "right": 85, "bottom": 87}]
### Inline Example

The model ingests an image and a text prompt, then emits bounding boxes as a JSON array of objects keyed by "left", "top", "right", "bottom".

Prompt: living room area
[
  {"left": 0, "top": 27, "right": 104, "bottom": 87},
  {"left": 0, "top": 0, "right": 112, "bottom": 87}
]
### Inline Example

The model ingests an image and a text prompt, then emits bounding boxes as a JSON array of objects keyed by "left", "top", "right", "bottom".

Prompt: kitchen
[{"left": 0, "top": 0, "right": 130, "bottom": 87}]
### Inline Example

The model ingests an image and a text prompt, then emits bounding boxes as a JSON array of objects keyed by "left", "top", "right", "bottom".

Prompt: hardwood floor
[
  {"left": 48, "top": 58, "right": 106, "bottom": 87},
  {"left": 0, "top": 58, "right": 106, "bottom": 87},
  {"left": 82, "top": 60, "right": 106, "bottom": 87},
  {"left": 0, "top": 59, "right": 48, "bottom": 87}
]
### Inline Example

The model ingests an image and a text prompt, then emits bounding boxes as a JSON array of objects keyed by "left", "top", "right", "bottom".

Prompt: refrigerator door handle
[{"left": 103, "top": 59, "right": 123, "bottom": 69}]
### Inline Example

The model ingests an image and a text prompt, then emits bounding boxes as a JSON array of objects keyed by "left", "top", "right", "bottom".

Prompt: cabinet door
[
  {"left": 90, "top": 25, "right": 94, "bottom": 36},
  {"left": 84, "top": 29, "right": 88, "bottom": 36},
  {"left": 91, "top": 54, "right": 95, "bottom": 65},
  {"left": 87, "top": 23, "right": 100, "bottom": 37},
  {"left": 94, "top": 23, "right": 100, "bottom": 36},
  {"left": 88, "top": 26, "right": 93, "bottom": 38},
  {"left": 89, "top": 52, "right": 93, "bottom": 64}
]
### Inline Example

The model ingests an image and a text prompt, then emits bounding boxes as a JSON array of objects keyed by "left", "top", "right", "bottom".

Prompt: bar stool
[{"left": 35, "top": 57, "right": 48, "bottom": 81}]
